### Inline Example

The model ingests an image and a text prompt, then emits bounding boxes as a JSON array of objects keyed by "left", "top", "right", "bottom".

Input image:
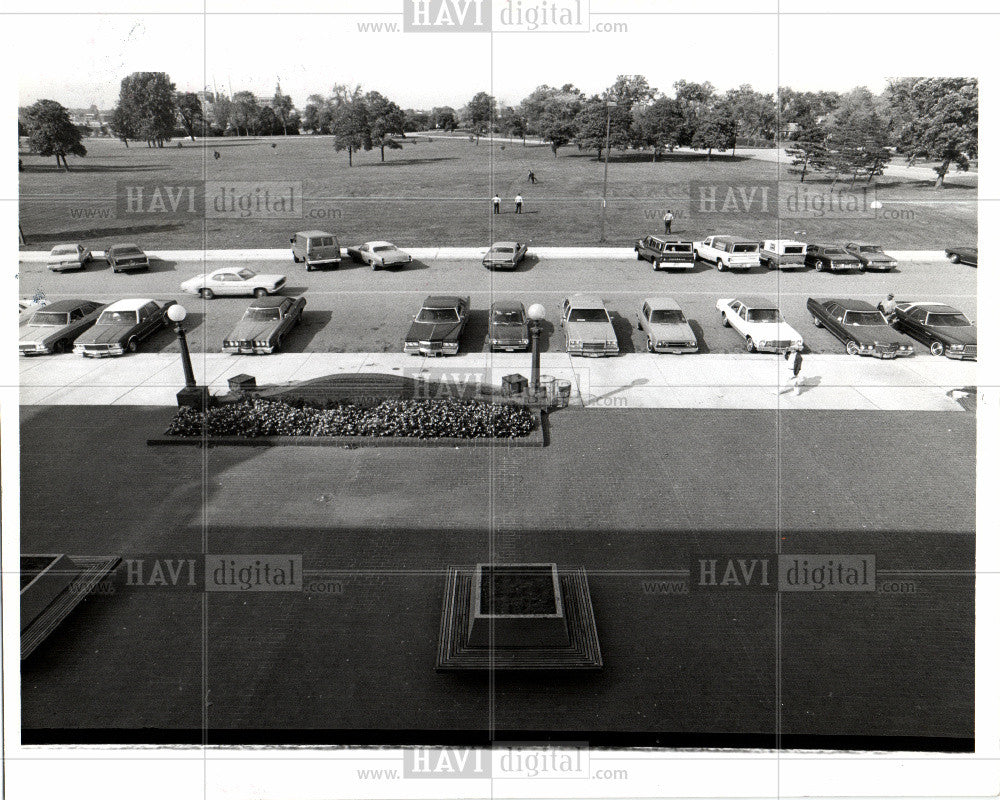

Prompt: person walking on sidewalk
[
  {"left": 780, "top": 349, "right": 804, "bottom": 394},
  {"left": 492, "top": 194, "right": 501, "bottom": 214},
  {"left": 663, "top": 209, "right": 674, "bottom": 234},
  {"left": 514, "top": 194, "right": 523, "bottom": 214}
]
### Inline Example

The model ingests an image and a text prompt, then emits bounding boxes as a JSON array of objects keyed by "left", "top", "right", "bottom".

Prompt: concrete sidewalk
[{"left": 18, "top": 352, "right": 977, "bottom": 411}]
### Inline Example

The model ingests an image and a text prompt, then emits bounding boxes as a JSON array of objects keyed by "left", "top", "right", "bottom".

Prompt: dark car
[
  {"left": 804, "top": 244, "right": 863, "bottom": 272},
  {"left": 106, "top": 244, "right": 150, "bottom": 273},
  {"left": 223, "top": 296, "right": 306, "bottom": 355},
  {"left": 483, "top": 241, "right": 528, "bottom": 270},
  {"left": 487, "top": 301, "right": 530, "bottom": 352},
  {"left": 806, "top": 298, "right": 914, "bottom": 358},
  {"left": 73, "top": 298, "right": 176, "bottom": 357},
  {"left": 19, "top": 299, "right": 105, "bottom": 355},
  {"left": 892, "top": 301, "right": 977, "bottom": 360},
  {"left": 404, "top": 295, "right": 471, "bottom": 356},
  {"left": 634, "top": 236, "right": 696, "bottom": 270},
  {"left": 844, "top": 242, "right": 898, "bottom": 271},
  {"left": 945, "top": 246, "right": 977, "bottom": 267}
]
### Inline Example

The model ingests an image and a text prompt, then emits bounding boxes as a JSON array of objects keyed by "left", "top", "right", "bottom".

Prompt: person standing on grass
[
  {"left": 514, "top": 194, "right": 523, "bottom": 214},
  {"left": 663, "top": 209, "right": 674, "bottom": 234},
  {"left": 492, "top": 194, "right": 501, "bottom": 214},
  {"left": 528, "top": 170, "right": 536, "bottom": 184}
]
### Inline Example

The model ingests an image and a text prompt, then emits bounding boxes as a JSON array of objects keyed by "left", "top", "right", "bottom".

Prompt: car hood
[
  {"left": 19, "top": 324, "right": 63, "bottom": 344},
  {"left": 850, "top": 325, "right": 913, "bottom": 346},
  {"left": 927, "top": 324, "right": 977, "bottom": 346},
  {"left": 75, "top": 324, "right": 135, "bottom": 345},
  {"left": 228, "top": 320, "right": 280, "bottom": 341},
  {"left": 746, "top": 321, "right": 801, "bottom": 340},
  {"left": 407, "top": 320, "right": 463, "bottom": 343},
  {"left": 860, "top": 253, "right": 894, "bottom": 263},
  {"left": 566, "top": 320, "right": 617, "bottom": 341},
  {"left": 647, "top": 321, "right": 696, "bottom": 340},
  {"left": 490, "top": 322, "right": 529, "bottom": 341}
]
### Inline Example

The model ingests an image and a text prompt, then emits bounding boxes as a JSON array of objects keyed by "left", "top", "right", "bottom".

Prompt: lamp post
[
  {"left": 167, "top": 304, "right": 196, "bottom": 389},
  {"left": 526, "top": 303, "right": 546, "bottom": 395},
  {"left": 599, "top": 101, "right": 618, "bottom": 243}
]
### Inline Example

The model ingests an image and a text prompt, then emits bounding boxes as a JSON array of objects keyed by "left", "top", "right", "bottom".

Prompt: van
[{"left": 290, "top": 230, "right": 341, "bottom": 271}]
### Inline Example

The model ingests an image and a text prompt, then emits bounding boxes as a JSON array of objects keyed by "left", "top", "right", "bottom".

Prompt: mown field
[{"left": 19, "top": 135, "right": 977, "bottom": 249}]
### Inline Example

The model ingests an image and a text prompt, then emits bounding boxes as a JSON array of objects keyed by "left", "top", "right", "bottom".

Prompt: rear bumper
[
  {"left": 653, "top": 259, "right": 696, "bottom": 269},
  {"left": 404, "top": 342, "right": 460, "bottom": 356}
]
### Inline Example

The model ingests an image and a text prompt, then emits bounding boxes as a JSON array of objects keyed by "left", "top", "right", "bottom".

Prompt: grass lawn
[{"left": 19, "top": 135, "right": 977, "bottom": 249}]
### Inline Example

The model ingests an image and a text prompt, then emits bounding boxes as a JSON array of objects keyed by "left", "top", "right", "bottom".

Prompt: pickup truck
[
  {"left": 694, "top": 236, "right": 761, "bottom": 271},
  {"left": 634, "top": 236, "right": 696, "bottom": 269},
  {"left": 759, "top": 239, "right": 807, "bottom": 270}
]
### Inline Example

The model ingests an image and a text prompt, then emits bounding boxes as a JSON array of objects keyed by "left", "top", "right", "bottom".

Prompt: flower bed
[{"left": 165, "top": 397, "right": 536, "bottom": 440}]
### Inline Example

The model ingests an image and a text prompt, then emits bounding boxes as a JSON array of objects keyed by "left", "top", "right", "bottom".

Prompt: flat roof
[
  {"left": 104, "top": 298, "right": 155, "bottom": 311},
  {"left": 642, "top": 296, "right": 682, "bottom": 310}
]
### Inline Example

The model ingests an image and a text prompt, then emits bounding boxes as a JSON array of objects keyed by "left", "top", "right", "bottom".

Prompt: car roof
[
  {"left": 490, "top": 300, "right": 525, "bottom": 313},
  {"left": 109, "top": 243, "right": 142, "bottom": 251},
  {"left": 210, "top": 266, "right": 253, "bottom": 274},
  {"left": 812, "top": 243, "right": 849, "bottom": 249},
  {"left": 821, "top": 298, "right": 879, "bottom": 312},
  {"left": 739, "top": 296, "right": 779, "bottom": 309},
  {"left": 908, "top": 302, "right": 962, "bottom": 314},
  {"left": 490, "top": 241, "right": 519, "bottom": 248},
  {"left": 567, "top": 294, "right": 606, "bottom": 307},
  {"left": 366, "top": 240, "right": 395, "bottom": 248},
  {"left": 50, "top": 244, "right": 79, "bottom": 250},
  {"left": 845, "top": 242, "right": 881, "bottom": 247},
  {"left": 34, "top": 299, "right": 95, "bottom": 312},
  {"left": 710, "top": 235, "right": 749, "bottom": 243},
  {"left": 249, "top": 296, "right": 289, "bottom": 308},
  {"left": 423, "top": 295, "right": 464, "bottom": 307},
  {"left": 297, "top": 230, "right": 334, "bottom": 238},
  {"left": 104, "top": 298, "right": 156, "bottom": 311},
  {"left": 642, "top": 296, "right": 682, "bottom": 311}
]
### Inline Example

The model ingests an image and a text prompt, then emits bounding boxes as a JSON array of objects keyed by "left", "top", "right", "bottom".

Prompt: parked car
[
  {"left": 716, "top": 297, "right": 803, "bottom": 353},
  {"left": 759, "top": 239, "right": 807, "bottom": 270},
  {"left": 47, "top": 244, "right": 93, "bottom": 272},
  {"left": 806, "top": 298, "right": 914, "bottom": 358},
  {"left": 404, "top": 295, "right": 471, "bottom": 356},
  {"left": 891, "top": 301, "right": 977, "bottom": 360},
  {"left": 561, "top": 295, "right": 619, "bottom": 357},
  {"left": 346, "top": 241, "right": 412, "bottom": 269},
  {"left": 290, "top": 230, "right": 341, "bottom": 270},
  {"left": 804, "top": 244, "right": 863, "bottom": 272},
  {"left": 19, "top": 299, "right": 105, "bottom": 355},
  {"left": 634, "top": 236, "right": 696, "bottom": 269},
  {"left": 73, "top": 298, "right": 175, "bottom": 357},
  {"left": 636, "top": 297, "right": 698, "bottom": 354},
  {"left": 223, "top": 296, "right": 306, "bottom": 355},
  {"left": 945, "top": 246, "right": 977, "bottom": 267},
  {"left": 487, "top": 301, "right": 530, "bottom": 352},
  {"left": 483, "top": 241, "right": 528, "bottom": 270},
  {"left": 106, "top": 244, "right": 150, "bottom": 273},
  {"left": 844, "top": 242, "right": 898, "bottom": 271},
  {"left": 694, "top": 236, "right": 761, "bottom": 270},
  {"left": 180, "top": 267, "right": 286, "bottom": 299}
]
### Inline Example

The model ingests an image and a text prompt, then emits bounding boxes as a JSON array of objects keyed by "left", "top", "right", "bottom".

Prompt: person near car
[
  {"left": 514, "top": 194, "right": 523, "bottom": 214},
  {"left": 663, "top": 209, "right": 674, "bottom": 234},
  {"left": 878, "top": 293, "right": 897, "bottom": 321},
  {"left": 779, "top": 349, "right": 804, "bottom": 393},
  {"left": 492, "top": 194, "right": 501, "bottom": 214}
]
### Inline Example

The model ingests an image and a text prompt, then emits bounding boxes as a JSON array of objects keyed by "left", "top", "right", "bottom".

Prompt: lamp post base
[{"left": 176, "top": 386, "right": 212, "bottom": 410}]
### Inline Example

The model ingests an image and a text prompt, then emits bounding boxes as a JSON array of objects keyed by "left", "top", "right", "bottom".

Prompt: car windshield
[
  {"left": 858, "top": 245, "right": 882, "bottom": 253},
  {"left": 733, "top": 243, "right": 758, "bottom": 253},
  {"left": 492, "top": 247, "right": 515, "bottom": 254},
  {"left": 98, "top": 310, "right": 138, "bottom": 325},
  {"left": 492, "top": 310, "right": 524, "bottom": 325},
  {"left": 568, "top": 308, "right": 610, "bottom": 323},
  {"left": 246, "top": 307, "right": 282, "bottom": 321},
  {"left": 51, "top": 246, "right": 75, "bottom": 255},
  {"left": 30, "top": 311, "right": 69, "bottom": 326},
  {"left": 926, "top": 313, "right": 971, "bottom": 327},
  {"left": 842, "top": 311, "right": 884, "bottom": 326},
  {"left": 747, "top": 308, "right": 782, "bottom": 323},
  {"left": 650, "top": 309, "right": 685, "bottom": 324},
  {"left": 417, "top": 308, "right": 459, "bottom": 323},
  {"left": 237, "top": 268, "right": 256, "bottom": 280},
  {"left": 824, "top": 249, "right": 849, "bottom": 256}
]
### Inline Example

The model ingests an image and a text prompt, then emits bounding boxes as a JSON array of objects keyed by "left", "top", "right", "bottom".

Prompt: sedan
[
  {"left": 637, "top": 297, "right": 698, "bottom": 354},
  {"left": 804, "top": 244, "right": 863, "bottom": 272},
  {"left": 562, "top": 295, "right": 619, "bottom": 357},
  {"left": 404, "top": 295, "right": 471, "bottom": 356},
  {"left": 47, "top": 244, "right": 93, "bottom": 272},
  {"left": 945, "top": 246, "right": 977, "bottom": 267},
  {"left": 844, "top": 242, "right": 898, "bottom": 271},
  {"left": 346, "top": 241, "right": 413, "bottom": 269},
  {"left": 73, "top": 298, "right": 175, "bottom": 357},
  {"left": 716, "top": 297, "right": 803, "bottom": 353},
  {"left": 892, "top": 301, "right": 977, "bottom": 360},
  {"left": 806, "top": 298, "right": 914, "bottom": 358},
  {"left": 483, "top": 241, "right": 528, "bottom": 270},
  {"left": 106, "top": 244, "right": 150, "bottom": 273},
  {"left": 223, "top": 296, "right": 306, "bottom": 355},
  {"left": 180, "top": 267, "right": 286, "bottom": 299},
  {"left": 19, "top": 299, "right": 105, "bottom": 355},
  {"left": 487, "top": 301, "right": 530, "bottom": 352}
]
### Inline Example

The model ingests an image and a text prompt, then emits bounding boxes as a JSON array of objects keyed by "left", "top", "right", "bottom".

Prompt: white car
[
  {"left": 695, "top": 236, "right": 761, "bottom": 270},
  {"left": 346, "top": 241, "right": 412, "bottom": 269},
  {"left": 48, "top": 244, "right": 93, "bottom": 272},
  {"left": 716, "top": 297, "right": 804, "bottom": 353},
  {"left": 180, "top": 267, "right": 286, "bottom": 299}
]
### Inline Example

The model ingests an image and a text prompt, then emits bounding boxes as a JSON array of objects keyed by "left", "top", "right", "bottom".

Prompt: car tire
[
  {"left": 636, "top": 251, "right": 642, "bottom": 261},
  {"left": 274, "top": 335, "right": 282, "bottom": 352},
  {"left": 716, "top": 258, "right": 725, "bottom": 271},
  {"left": 812, "top": 315, "right": 822, "bottom": 328},
  {"left": 127, "top": 337, "right": 139, "bottom": 353},
  {"left": 254, "top": 288, "right": 268, "bottom": 298},
  {"left": 846, "top": 341, "right": 860, "bottom": 356},
  {"left": 306, "top": 263, "right": 314, "bottom": 272},
  {"left": 948, "top": 253, "right": 961, "bottom": 264},
  {"left": 930, "top": 340, "right": 945, "bottom": 357},
  {"left": 721, "top": 312, "right": 730, "bottom": 327},
  {"left": 646, "top": 337, "right": 655, "bottom": 353},
  {"left": 745, "top": 336, "right": 756, "bottom": 353},
  {"left": 201, "top": 288, "right": 214, "bottom": 300}
]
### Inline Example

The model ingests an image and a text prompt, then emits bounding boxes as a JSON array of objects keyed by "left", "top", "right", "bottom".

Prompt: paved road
[{"left": 18, "top": 255, "right": 976, "bottom": 357}]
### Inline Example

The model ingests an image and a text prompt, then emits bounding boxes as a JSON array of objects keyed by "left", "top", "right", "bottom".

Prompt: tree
[
  {"left": 498, "top": 107, "right": 527, "bottom": 145},
  {"left": 230, "top": 91, "right": 260, "bottom": 136},
  {"left": 886, "top": 77, "right": 978, "bottom": 188},
  {"left": 785, "top": 124, "right": 830, "bottom": 182},
  {"left": 256, "top": 106, "right": 281, "bottom": 136},
  {"left": 176, "top": 92, "right": 204, "bottom": 141},
  {"left": 24, "top": 100, "right": 87, "bottom": 169},
  {"left": 108, "top": 104, "right": 138, "bottom": 147},
  {"left": 116, "top": 72, "right": 177, "bottom": 147},
  {"left": 778, "top": 87, "right": 841, "bottom": 139},
  {"left": 723, "top": 84, "right": 777, "bottom": 147},
  {"left": 272, "top": 85, "right": 295, "bottom": 135},
  {"left": 403, "top": 109, "right": 430, "bottom": 132},
  {"left": 673, "top": 80, "right": 716, "bottom": 147},
  {"left": 332, "top": 98, "right": 371, "bottom": 165},
  {"left": 690, "top": 105, "right": 737, "bottom": 161},
  {"left": 633, "top": 96, "right": 684, "bottom": 160},
  {"left": 431, "top": 106, "right": 458, "bottom": 131},
  {"left": 573, "top": 97, "right": 611, "bottom": 159},
  {"left": 210, "top": 95, "right": 232, "bottom": 135},
  {"left": 365, "top": 90, "right": 405, "bottom": 161},
  {"left": 464, "top": 92, "right": 496, "bottom": 141},
  {"left": 302, "top": 94, "right": 331, "bottom": 134},
  {"left": 823, "top": 87, "right": 891, "bottom": 184}
]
